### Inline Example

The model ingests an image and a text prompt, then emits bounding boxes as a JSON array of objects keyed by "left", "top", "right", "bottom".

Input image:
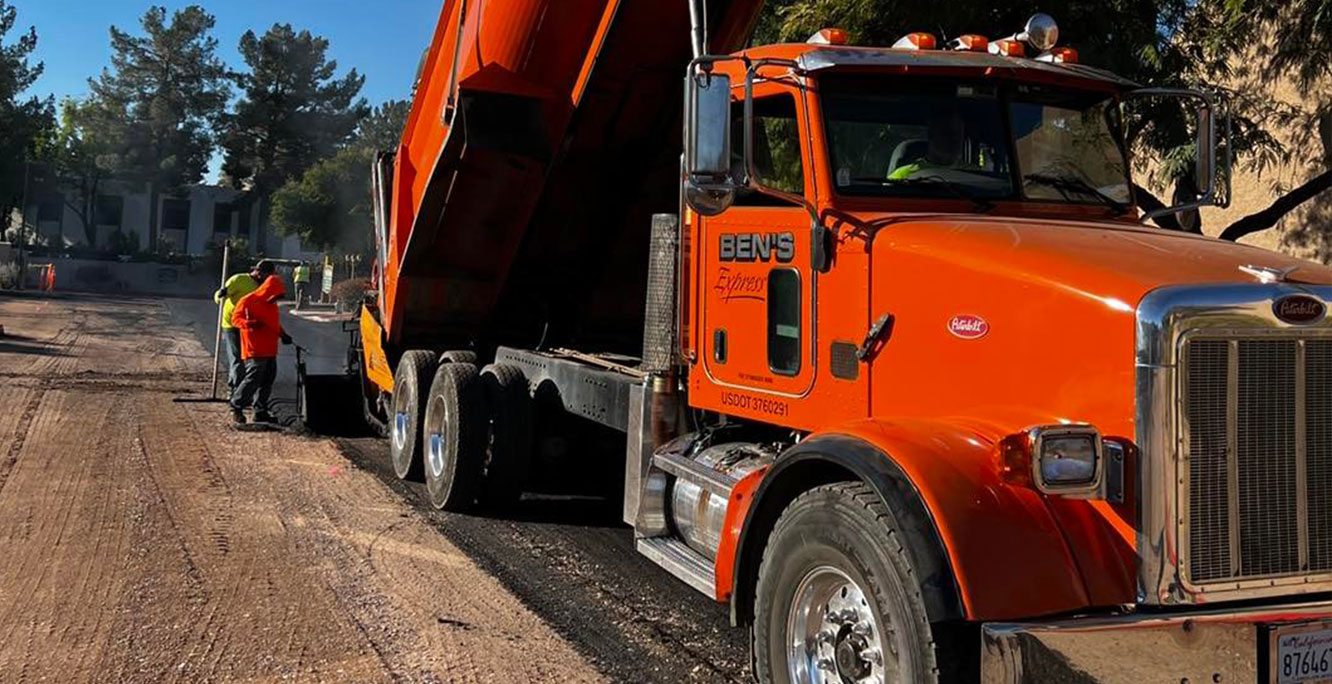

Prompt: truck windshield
[{"left": 821, "top": 75, "right": 1130, "bottom": 208}]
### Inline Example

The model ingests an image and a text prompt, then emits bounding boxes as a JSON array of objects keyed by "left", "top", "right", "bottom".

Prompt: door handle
[{"left": 857, "top": 314, "right": 895, "bottom": 362}]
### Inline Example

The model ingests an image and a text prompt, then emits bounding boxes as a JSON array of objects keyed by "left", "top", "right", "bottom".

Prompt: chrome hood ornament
[{"left": 1238, "top": 264, "right": 1300, "bottom": 284}]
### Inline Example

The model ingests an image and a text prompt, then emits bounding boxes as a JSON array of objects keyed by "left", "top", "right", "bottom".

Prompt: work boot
[
  {"left": 231, "top": 408, "right": 247, "bottom": 425},
  {"left": 253, "top": 410, "right": 276, "bottom": 424}
]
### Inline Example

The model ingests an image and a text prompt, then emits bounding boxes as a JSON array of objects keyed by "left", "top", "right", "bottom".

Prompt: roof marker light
[
  {"left": 1036, "top": 47, "right": 1079, "bottom": 64},
  {"left": 892, "top": 32, "right": 937, "bottom": 50},
  {"left": 948, "top": 34, "right": 989, "bottom": 52},
  {"left": 988, "top": 39, "right": 1025, "bottom": 57},
  {"left": 807, "top": 28, "right": 849, "bottom": 45}
]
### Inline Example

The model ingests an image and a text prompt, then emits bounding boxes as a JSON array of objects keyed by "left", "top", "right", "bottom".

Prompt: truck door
[{"left": 699, "top": 91, "right": 816, "bottom": 405}]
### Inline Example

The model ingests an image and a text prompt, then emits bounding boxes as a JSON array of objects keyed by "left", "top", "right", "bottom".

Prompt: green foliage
[
  {"left": 221, "top": 24, "right": 368, "bottom": 200},
  {"left": 35, "top": 98, "right": 116, "bottom": 245},
  {"left": 355, "top": 100, "right": 410, "bottom": 151},
  {"left": 1220, "top": 0, "right": 1332, "bottom": 89},
  {"left": 86, "top": 5, "right": 230, "bottom": 251},
  {"left": 201, "top": 236, "right": 253, "bottom": 278},
  {"left": 0, "top": 262, "right": 19, "bottom": 289},
  {"left": 329, "top": 277, "right": 370, "bottom": 308},
  {"left": 265, "top": 97, "right": 405, "bottom": 256},
  {"left": 105, "top": 229, "right": 141, "bottom": 256},
  {"left": 269, "top": 146, "right": 374, "bottom": 252},
  {"left": 0, "top": 0, "right": 54, "bottom": 216}
]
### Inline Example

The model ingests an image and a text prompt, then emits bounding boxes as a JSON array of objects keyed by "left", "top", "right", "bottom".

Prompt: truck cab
[{"left": 676, "top": 24, "right": 1332, "bottom": 684}]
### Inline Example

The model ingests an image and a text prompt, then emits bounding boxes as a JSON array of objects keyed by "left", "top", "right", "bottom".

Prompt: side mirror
[
  {"left": 1195, "top": 105, "right": 1216, "bottom": 198},
  {"left": 684, "top": 68, "right": 735, "bottom": 216},
  {"left": 1124, "top": 88, "right": 1231, "bottom": 223}
]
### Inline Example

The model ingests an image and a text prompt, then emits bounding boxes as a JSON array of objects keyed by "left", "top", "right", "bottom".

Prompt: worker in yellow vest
[
  {"left": 293, "top": 261, "right": 311, "bottom": 310},
  {"left": 214, "top": 260, "right": 275, "bottom": 391}
]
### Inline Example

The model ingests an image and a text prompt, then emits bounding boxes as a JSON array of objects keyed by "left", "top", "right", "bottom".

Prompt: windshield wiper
[
  {"left": 1023, "top": 173, "right": 1127, "bottom": 214},
  {"left": 853, "top": 175, "right": 996, "bottom": 212}
]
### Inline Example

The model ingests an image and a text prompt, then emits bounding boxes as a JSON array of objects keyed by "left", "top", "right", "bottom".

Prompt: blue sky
[{"left": 10, "top": 0, "right": 442, "bottom": 179}]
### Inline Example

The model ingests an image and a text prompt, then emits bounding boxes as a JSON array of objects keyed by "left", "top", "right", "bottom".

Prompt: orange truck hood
[
  {"left": 869, "top": 213, "right": 1332, "bottom": 437},
  {"left": 875, "top": 215, "right": 1332, "bottom": 307}
]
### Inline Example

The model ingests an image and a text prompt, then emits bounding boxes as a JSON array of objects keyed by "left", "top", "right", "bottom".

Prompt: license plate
[{"left": 1273, "top": 621, "right": 1332, "bottom": 684}]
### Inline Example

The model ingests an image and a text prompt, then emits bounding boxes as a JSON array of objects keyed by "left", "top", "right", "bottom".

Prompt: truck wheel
[
  {"left": 390, "top": 350, "right": 436, "bottom": 481},
  {"left": 753, "top": 482, "right": 942, "bottom": 684},
  {"left": 478, "top": 363, "right": 532, "bottom": 508},
  {"left": 439, "top": 350, "right": 478, "bottom": 365},
  {"left": 421, "top": 362, "right": 486, "bottom": 510}
]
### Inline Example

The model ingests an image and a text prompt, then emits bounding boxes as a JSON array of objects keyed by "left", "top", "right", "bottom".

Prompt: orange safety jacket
[{"left": 231, "top": 275, "right": 286, "bottom": 359}]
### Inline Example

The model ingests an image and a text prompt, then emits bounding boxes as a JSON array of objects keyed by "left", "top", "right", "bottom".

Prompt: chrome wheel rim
[
  {"left": 393, "top": 410, "right": 408, "bottom": 451},
  {"left": 786, "top": 566, "right": 890, "bottom": 684},
  {"left": 426, "top": 395, "right": 448, "bottom": 479},
  {"left": 392, "top": 384, "right": 411, "bottom": 452},
  {"left": 427, "top": 432, "right": 445, "bottom": 478}
]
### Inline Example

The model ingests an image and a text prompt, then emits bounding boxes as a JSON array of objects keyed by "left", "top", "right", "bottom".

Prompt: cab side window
[
  {"left": 768, "top": 268, "right": 801, "bottom": 375},
  {"left": 731, "top": 95, "right": 805, "bottom": 205}
]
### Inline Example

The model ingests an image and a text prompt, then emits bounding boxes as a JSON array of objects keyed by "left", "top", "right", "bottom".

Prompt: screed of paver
[{"left": 0, "top": 294, "right": 605, "bottom": 684}]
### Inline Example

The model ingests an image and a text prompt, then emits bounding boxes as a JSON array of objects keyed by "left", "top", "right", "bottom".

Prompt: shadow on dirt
[{"left": 0, "top": 335, "right": 70, "bottom": 357}]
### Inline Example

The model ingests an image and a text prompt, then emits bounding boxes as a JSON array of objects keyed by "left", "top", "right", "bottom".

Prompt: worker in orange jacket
[{"left": 229, "top": 274, "right": 292, "bottom": 424}]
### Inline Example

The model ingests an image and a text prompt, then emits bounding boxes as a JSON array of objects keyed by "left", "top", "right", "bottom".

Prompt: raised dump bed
[{"left": 373, "top": 0, "right": 764, "bottom": 357}]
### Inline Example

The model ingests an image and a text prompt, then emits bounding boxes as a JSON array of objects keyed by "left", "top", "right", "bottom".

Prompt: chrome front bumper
[{"left": 981, "top": 600, "right": 1332, "bottom": 683}]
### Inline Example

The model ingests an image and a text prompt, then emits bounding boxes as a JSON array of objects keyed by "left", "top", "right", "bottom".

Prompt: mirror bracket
[
  {"left": 741, "top": 59, "right": 831, "bottom": 272},
  {"left": 1125, "top": 87, "right": 1232, "bottom": 225}
]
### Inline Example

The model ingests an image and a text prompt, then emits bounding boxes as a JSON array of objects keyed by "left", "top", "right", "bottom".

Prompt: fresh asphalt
[{"left": 165, "top": 296, "right": 752, "bottom": 683}]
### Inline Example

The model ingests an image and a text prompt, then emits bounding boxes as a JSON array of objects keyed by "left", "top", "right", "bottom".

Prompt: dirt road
[
  {"left": 164, "top": 298, "right": 753, "bottom": 684},
  {"left": 0, "top": 293, "right": 603, "bottom": 683}
]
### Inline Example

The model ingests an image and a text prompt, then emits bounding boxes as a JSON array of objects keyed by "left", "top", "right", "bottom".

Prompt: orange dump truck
[{"left": 347, "top": 2, "right": 1332, "bottom": 681}]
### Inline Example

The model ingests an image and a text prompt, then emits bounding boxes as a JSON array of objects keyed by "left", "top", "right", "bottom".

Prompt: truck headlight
[{"left": 1029, "top": 425, "right": 1103, "bottom": 496}]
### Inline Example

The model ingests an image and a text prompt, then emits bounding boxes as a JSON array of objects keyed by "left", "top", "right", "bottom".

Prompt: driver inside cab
[{"left": 888, "top": 112, "right": 966, "bottom": 180}]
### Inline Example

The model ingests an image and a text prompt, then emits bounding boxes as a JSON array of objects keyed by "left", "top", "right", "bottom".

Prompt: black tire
[
  {"left": 753, "top": 482, "right": 945, "bottom": 684},
  {"left": 478, "top": 363, "right": 532, "bottom": 508},
  {"left": 439, "top": 350, "right": 478, "bottom": 365},
  {"left": 421, "top": 362, "right": 486, "bottom": 511},
  {"left": 301, "top": 375, "right": 358, "bottom": 435},
  {"left": 389, "top": 350, "right": 436, "bottom": 481},
  {"left": 299, "top": 375, "right": 328, "bottom": 433}
]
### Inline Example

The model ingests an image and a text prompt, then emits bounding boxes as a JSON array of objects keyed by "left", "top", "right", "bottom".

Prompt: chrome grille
[
  {"left": 1310, "top": 341, "right": 1332, "bottom": 573},
  {"left": 1187, "top": 340, "right": 1230, "bottom": 582},
  {"left": 1185, "top": 336, "right": 1331, "bottom": 584}
]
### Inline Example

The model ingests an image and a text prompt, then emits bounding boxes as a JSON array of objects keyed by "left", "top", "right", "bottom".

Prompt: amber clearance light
[
  {"left": 988, "top": 38, "right": 1025, "bottom": 57},
  {"left": 892, "top": 32, "right": 937, "bottom": 50},
  {"left": 807, "top": 28, "right": 849, "bottom": 45},
  {"left": 948, "top": 34, "right": 989, "bottom": 52},
  {"left": 1036, "top": 47, "right": 1079, "bottom": 64}
]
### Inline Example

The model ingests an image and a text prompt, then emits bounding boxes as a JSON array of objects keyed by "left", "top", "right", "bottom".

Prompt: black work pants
[{"left": 230, "top": 357, "right": 277, "bottom": 413}]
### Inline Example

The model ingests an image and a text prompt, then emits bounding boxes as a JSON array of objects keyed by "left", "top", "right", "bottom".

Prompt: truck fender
[{"left": 727, "top": 422, "right": 1093, "bottom": 626}]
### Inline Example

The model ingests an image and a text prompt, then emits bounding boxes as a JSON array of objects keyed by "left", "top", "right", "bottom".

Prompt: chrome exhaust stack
[{"left": 688, "top": 0, "right": 708, "bottom": 59}]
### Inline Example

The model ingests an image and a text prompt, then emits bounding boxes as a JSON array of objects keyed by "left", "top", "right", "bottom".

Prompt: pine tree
[
  {"left": 221, "top": 24, "right": 368, "bottom": 252},
  {"left": 87, "top": 5, "right": 230, "bottom": 252},
  {"left": 0, "top": 0, "right": 54, "bottom": 217}
]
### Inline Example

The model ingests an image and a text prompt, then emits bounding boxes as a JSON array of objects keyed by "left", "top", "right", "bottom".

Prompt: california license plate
[{"left": 1272, "top": 621, "right": 1332, "bottom": 684}]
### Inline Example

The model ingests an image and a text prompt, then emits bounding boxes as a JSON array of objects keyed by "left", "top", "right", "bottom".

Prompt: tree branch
[
  {"left": 1132, "top": 183, "right": 1187, "bottom": 232},
  {"left": 1219, "top": 169, "right": 1332, "bottom": 242}
]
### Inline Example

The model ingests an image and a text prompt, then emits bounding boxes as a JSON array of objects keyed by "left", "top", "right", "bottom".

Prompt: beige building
[{"left": 1197, "top": 62, "right": 1330, "bottom": 261}]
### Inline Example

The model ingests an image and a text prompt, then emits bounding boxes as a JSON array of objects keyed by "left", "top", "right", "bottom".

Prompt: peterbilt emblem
[
  {"left": 1273, "top": 294, "right": 1326, "bottom": 324},
  {"left": 948, "top": 314, "right": 989, "bottom": 339}
]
